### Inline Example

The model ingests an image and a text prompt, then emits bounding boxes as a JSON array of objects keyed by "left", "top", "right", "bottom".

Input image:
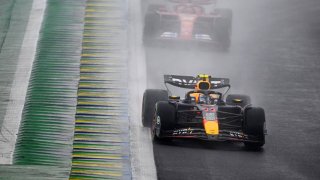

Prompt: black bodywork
[
  {"left": 151, "top": 75, "right": 266, "bottom": 144},
  {"left": 158, "top": 101, "right": 262, "bottom": 143}
]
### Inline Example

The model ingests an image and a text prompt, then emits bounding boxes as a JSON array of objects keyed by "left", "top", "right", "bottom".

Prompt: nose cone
[
  {"left": 179, "top": 15, "right": 196, "bottom": 40},
  {"left": 203, "top": 119, "right": 219, "bottom": 135}
]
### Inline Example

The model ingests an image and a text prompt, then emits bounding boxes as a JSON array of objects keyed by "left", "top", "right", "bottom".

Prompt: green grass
[{"left": 13, "top": 0, "right": 85, "bottom": 168}]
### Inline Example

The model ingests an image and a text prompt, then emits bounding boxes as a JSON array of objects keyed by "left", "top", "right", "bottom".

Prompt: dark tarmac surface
[{"left": 144, "top": 0, "right": 320, "bottom": 179}]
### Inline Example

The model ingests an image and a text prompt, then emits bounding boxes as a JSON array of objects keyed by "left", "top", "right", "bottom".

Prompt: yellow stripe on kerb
[
  {"left": 70, "top": 0, "right": 130, "bottom": 179},
  {"left": 71, "top": 170, "right": 122, "bottom": 177},
  {"left": 86, "top": 4, "right": 114, "bottom": 7},
  {"left": 82, "top": 46, "right": 112, "bottom": 50},
  {"left": 72, "top": 162, "right": 122, "bottom": 168},
  {"left": 85, "top": 9, "right": 109, "bottom": 13},
  {"left": 72, "top": 154, "right": 122, "bottom": 160}
]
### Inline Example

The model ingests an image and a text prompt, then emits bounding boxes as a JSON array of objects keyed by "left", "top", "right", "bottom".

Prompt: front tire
[
  {"left": 142, "top": 89, "right": 168, "bottom": 127},
  {"left": 152, "top": 101, "right": 176, "bottom": 143},
  {"left": 243, "top": 107, "right": 266, "bottom": 149}
]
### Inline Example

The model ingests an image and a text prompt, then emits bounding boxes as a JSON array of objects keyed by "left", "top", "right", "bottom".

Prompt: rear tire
[
  {"left": 152, "top": 101, "right": 176, "bottom": 143},
  {"left": 143, "top": 5, "right": 162, "bottom": 45},
  {"left": 243, "top": 107, "right": 266, "bottom": 149},
  {"left": 214, "top": 8, "right": 233, "bottom": 50},
  {"left": 226, "top": 94, "right": 251, "bottom": 108},
  {"left": 142, "top": 89, "right": 168, "bottom": 127}
]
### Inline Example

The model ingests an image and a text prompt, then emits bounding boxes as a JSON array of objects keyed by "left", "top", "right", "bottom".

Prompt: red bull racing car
[
  {"left": 143, "top": 0, "right": 232, "bottom": 50},
  {"left": 142, "top": 74, "right": 267, "bottom": 148}
]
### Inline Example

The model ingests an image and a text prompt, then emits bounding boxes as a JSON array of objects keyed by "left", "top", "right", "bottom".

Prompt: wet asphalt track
[{"left": 143, "top": 0, "right": 320, "bottom": 179}]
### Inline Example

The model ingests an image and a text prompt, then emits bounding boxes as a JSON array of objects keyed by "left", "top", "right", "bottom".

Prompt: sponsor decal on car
[{"left": 173, "top": 128, "right": 194, "bottom": 135}]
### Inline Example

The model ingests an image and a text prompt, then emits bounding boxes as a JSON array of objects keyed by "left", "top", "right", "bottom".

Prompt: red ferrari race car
[
  {"left": 142, "top": 74, "right": 267, "bottom": 149},
  {"left": 143, "top": 0, "right": 232, "bottom": 50}
]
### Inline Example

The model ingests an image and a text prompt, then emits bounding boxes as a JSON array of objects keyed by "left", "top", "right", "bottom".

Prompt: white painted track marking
[
  {"left": 0, "top": 0, "right": 47, "bottom": 164},
  {"left": 128, "top": 0, "right": 157, "bottom": 179}
]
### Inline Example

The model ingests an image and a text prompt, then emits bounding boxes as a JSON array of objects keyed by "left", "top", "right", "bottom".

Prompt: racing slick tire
[
  {"left": 226, "top": 94, "right": 251, "bottom": 108},
  {"left": 142, "top": 89, "right": 168, "bottom": 127},
  {"left": 152, "top": 101, "right": 176, "bottom": 143},
  {"left": 243, "top": 107, "right": 266, "bottom": 149},
  {"left": 214, "top": 8, "right": 233, "bottom": 50},
  {"left": 143, "top": 5, "right": 162, "bottom": 45}
]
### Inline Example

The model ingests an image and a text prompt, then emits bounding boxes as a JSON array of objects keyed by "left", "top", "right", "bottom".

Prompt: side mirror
[
  {"left": 232, "top": 99, "right": 243, "bottom": 103},
  {"left": 169, "top": 96, "right": 180, "bottom": 100}
]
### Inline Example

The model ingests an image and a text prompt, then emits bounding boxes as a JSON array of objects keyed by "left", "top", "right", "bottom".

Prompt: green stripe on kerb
[
  {"left": 70, "top": 0, "right": 130, "bottom": 179},
  {"left": 14, "top": 0, "right": 85, "bottom": 169}
]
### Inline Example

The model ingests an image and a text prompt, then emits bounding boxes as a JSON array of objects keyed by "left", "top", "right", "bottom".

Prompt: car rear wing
[{"left": 164, "top": 75, "right": 230, "bottom": 89}]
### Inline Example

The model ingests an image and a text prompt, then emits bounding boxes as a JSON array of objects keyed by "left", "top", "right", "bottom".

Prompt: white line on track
[
  {"left": 128, "top": 0, "right": 157, "bottom": 179},
  {"left": 0, "top": 0, "right": 47, "bottom": 164}
]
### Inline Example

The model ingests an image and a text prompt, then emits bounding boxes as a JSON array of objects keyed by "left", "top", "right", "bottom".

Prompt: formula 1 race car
[
  {"left": 142, "top": 74, "right": 267, "bottom": 148},
  {"left": 143, "top": 0, "right": 232, "bottom": 50}
]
